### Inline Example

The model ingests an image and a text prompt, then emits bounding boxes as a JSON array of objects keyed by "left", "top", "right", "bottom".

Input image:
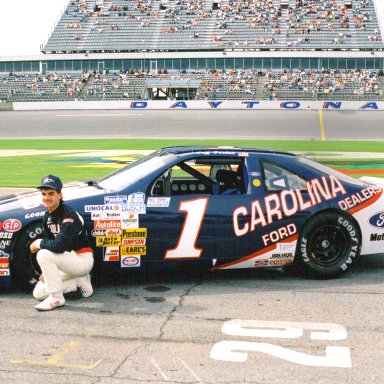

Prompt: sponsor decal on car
[
  {"left": 338, "top": 186, "right": 382, "bottom": 212},
  {"left": 104, "top": 195, "right": 128, "bottom": 206},
  {"left": 370, "top": 233, "right": 384, "bottom": 241},
  {"left": 85, "top": 204, "right": 122, "bottom": 212},
  {"left": 92, "top": 229, "right": 107, "bottom": 237},
  {"left": 94, "top": 220, "right": 121, "bottom": 229},
  {"left": 25, "top": 211, "right": 45, "bottom": 219},
  {"left": 122, "top": 238, "right": 146, "bottom": 246},
  {"left": 121, "top": 245, "right": 146, "bottom": 256},
  {"left": 254, "top": 259, "right": 269, "bottom": 267},
  {"left": 261, "top": 223, "right": 297, "bottom": 246},
  {"left": 105, "top": 228, "right": 122, "bottom": 236},
  {"left": 121, "top": 256, "right": 141, "bottom": 268},
  {"left": 0, "top": 250, "right": 10, "bottom": 258},
  {"left": 104, "top": 246, "right": 120, "bottom": 261},
  {"left": 0, "top": 232, "right": 13, "bottom": 239},
  {"left": 0, "top": 240, "right": 11, "bottom": 249},
  {"left": 0, "top": 219, "right": 22, "bottom": 233},
  {"left": 233, "top": 176, "right": 347, "bottom": 237},
  {"left": 121, "top": 212, "right": 139, "bottom": 229},
  {"left": 147, "top": 197, "right": 171, "bottom": 208},
  {"left": 96, "top": 236, "right": 122, "bottom": 247},
  {"left": 91, "top": 211, "right": 122, "bottom": 220},
  {"left": 122, "top": 228, "right": 147, "bottom": 238},
  {"left": 368, "top": 211, "right": 384, "bottom": 229},
  {"left": 127, "top": 192, "right": 146, "bottom": 214},
  {"left": 0, "top": 257, "right": 9, "bottom": 268}
]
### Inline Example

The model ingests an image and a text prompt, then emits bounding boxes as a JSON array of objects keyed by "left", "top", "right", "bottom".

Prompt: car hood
[{"left": 0, "top": 182, "right": 106, "bottom": 213}]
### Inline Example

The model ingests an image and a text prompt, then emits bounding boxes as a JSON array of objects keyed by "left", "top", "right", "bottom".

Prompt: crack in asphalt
[{"left": 159, "top": 282, "right": 202, "bottom": 340}]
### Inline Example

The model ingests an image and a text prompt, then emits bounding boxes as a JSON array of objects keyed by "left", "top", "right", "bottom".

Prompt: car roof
[{"left": 159, "top": 146, "right": 296, "bottom": 157}]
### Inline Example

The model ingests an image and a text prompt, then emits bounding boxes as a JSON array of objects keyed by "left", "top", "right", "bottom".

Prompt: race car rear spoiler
[{"left": 360, "top": 176, "right": 384, "bottom": 187}]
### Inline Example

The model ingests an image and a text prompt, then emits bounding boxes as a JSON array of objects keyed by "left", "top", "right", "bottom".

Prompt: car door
[{"left": 142, "top": 154, "right": 261, "bottom": 268}]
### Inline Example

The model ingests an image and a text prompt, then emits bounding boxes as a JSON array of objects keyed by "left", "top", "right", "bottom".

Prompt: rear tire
[
  {"left": 12, "top": 221, "right": 44, "bottom": 289},
  {"left": 295, "top": 211, "right": 361, "bottom": 279}
]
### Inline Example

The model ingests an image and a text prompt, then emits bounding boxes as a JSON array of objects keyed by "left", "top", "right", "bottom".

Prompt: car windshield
[
  {"left": 97, "top": 150, "right": 177, "bottom": 191},
  {"left": 298, "top": 156, "right": 365, "bottom": 186}
]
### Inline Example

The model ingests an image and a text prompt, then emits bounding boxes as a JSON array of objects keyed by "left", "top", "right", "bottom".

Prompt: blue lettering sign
[
  {"left": 323, "top": 101, "right": 342, "bottom": 109},
  {"left": 360, "top": 102, "right": 378, "bottom": 110},
  {"left": 131, "top": 101, "right": 148, "bottom": 109},
  {"left": 242, "top": 101, "right": 260, "bottom": 109},
  {"left": 280, "top": 101, "right": 300, "bottom": 109}
]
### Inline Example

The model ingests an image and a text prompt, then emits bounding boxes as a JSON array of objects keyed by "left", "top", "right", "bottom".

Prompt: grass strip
[
  {"left": 0, "top": 139, "right": 383, "bottom": 187},
  {"left": 0, "top": 139, "right": 384, "bottom": 152}
]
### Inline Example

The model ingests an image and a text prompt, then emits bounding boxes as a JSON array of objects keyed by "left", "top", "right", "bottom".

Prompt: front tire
[
  {"left": 12, "top": 221, "right": 44, "bottom": 289},
  {"left": 296, "top": 211, "right": 361, "bottom": 279}
]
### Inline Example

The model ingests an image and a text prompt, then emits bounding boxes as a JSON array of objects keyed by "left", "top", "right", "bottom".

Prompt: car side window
[
  {"left": 150, "top": 158, "right": 246, "bottom": 196},
  {"left": 262, "top": 160, "right": 307, "bottom": 191}
]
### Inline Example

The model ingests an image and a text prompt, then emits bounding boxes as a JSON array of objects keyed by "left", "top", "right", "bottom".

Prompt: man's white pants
[{"left": 35, "top": 249, "right": 94, "bottom": 296}]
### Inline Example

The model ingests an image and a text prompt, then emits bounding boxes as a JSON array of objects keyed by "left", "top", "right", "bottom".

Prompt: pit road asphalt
[{"left": 0, "top": 109, "right": 384, "bottom": 140}]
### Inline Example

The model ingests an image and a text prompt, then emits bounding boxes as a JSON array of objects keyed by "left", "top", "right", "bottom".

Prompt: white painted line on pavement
[
  {"left": 178, "top": 358, "right": 203, "bottom": 383},
  {"left": 55, "top": 114, "right": 143, "bottom": 117},
  {"left": 150, "top": 357, "right": 169, "bottom": 381}
]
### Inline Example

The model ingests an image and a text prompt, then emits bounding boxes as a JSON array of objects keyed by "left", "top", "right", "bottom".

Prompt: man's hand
[{"left": 30, "top": 239, "right": 41, "bottom": 253}]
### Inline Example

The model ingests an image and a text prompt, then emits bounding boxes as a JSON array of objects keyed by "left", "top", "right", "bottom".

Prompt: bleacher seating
[
  {"left": 1, "top": 68, "right": 383, "bottom": 102},
  {"left": 2, "top": 0, "right": 383, "bottom": 102},
  {"left": 263, "top": 68, "right": 384, "bottom": 100},
  {"left": 42, "top": 0, "right": 383, "bottom": 53}
]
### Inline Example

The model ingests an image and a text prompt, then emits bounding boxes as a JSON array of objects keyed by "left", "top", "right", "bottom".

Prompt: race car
[{"left": 1, "top": 146, "right": 384, "bottom": 289}]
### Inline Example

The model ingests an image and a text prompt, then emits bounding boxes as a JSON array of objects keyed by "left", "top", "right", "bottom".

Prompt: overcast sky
[
  {"left": 0, "top": 0, "right": 69, "bottom": 57},
  {"left": 0, "top": 0, "right": 383, "bottom": 57}
]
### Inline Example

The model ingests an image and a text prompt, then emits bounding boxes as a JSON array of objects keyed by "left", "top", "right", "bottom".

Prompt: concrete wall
[{"left": 12, "top": 100, "right": 384, "bottom": 111}]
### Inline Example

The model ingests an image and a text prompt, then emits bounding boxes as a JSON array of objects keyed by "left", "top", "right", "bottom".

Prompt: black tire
[
  {"left": 12, "top": 221, "right": 44, "bottom": 289},
  {"left": 296, "top": 211, "right": 361, "bottom": 279}
]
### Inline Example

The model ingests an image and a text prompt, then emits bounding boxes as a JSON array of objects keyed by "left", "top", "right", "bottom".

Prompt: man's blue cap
[{"left": 37, "top": 175, "right": 63, "bottom": 192}]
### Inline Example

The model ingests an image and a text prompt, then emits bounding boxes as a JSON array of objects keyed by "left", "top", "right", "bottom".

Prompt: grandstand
[{"left": 0, "top": 0, "right": 383, "bottom": 102}]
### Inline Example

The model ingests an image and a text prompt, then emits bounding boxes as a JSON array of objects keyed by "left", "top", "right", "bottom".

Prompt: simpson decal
[{"left": 122, "top": 238, "right": 146, "bottom": 246}]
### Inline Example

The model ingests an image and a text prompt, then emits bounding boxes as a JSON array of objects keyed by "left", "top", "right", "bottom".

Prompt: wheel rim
[{"left": 307, "top": 224, "right": 347, "bottom": 267}]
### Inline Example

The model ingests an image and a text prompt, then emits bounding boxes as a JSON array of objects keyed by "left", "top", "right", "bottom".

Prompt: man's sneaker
[
  {"left": 35, "top": 294, "right": 65, "bottom": 311},
  {"left": 76, "top": 274, "right": 93, "bottom": 298}
]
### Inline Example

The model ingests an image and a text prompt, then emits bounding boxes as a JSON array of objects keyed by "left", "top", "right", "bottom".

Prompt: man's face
[{"left": 40, "top": 188, "right": 62, "bottom": 212}]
